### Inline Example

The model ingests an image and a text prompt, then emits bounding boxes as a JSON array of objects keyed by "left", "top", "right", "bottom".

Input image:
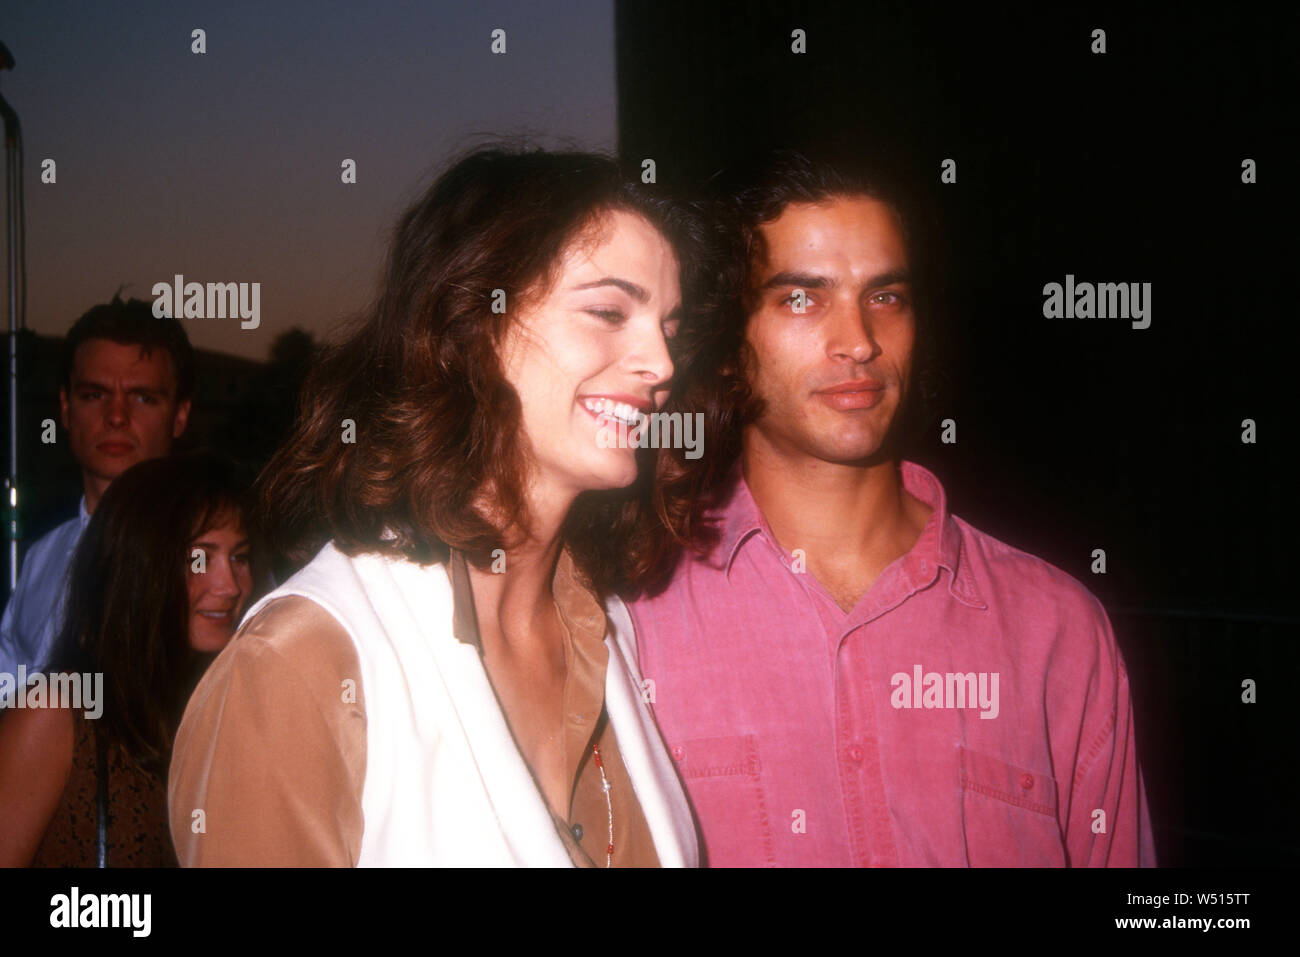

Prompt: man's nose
[
  {"left": 105, "top": 391, "right": 129, "bottom": 424},
  {"left": 826, "top": 300, "right": 880, "bottom": 364}
]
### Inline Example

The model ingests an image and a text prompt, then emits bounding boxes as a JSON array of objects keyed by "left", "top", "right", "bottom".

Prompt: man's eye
[{"left": 870, "top": 291, "right": 908, "bottom": 306}]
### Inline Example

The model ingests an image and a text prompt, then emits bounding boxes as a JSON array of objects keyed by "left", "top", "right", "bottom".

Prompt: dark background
[{"left": 617, "top": 1, "right": 1295, "bottom": 866}]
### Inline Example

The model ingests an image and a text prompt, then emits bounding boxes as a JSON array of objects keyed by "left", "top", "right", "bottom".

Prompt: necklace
[{"left": 592, "top": 743, "right": 613, "bottom": 867}]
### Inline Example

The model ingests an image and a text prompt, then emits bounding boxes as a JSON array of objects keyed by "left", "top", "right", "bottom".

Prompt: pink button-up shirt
[{"left": 628, "top": 460, "right": 1157, "bottom": 867}]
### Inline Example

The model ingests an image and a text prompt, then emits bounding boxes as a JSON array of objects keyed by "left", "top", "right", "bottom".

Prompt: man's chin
[
  {"left": 87, "top": 456, "right": 145, "bottom": 482},
  {"left": 806, "top": 436, "right": 894, "bottom": 467}
]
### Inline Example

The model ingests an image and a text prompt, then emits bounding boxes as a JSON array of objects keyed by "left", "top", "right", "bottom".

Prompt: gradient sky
[{"left": 1, "top": 0, "right": 616, "bottom": 359}]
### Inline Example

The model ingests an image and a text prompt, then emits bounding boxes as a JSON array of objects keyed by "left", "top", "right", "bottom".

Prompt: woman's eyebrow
[{"left": 570, "top": 277, "right": 650, "bottom": 303}]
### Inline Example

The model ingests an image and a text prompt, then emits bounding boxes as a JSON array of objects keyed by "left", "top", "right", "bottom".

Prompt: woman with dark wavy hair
[
  {"left": 0, "top": 452, "right": 259, "bottom": 866},
  {"left": 167, "top": 146, "right": 705, "bottom": 867}
]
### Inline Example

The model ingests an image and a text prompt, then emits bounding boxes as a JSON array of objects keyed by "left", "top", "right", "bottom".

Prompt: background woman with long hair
[{"left": 0, "top": 452, "right": 260, "bottom": 866}]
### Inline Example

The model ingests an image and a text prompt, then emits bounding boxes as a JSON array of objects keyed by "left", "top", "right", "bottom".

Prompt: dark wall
[{"left": 616, "top": 1, "right": 1295, "bottom": 865}]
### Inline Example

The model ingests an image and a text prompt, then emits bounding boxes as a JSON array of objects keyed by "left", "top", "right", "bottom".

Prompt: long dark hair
[
  {"left": 51, "top": 452, "right": 263, "bottom": 774},
  {"left": 257, "top": 144, "right": 710, "bottom": 595},
  {"left": 638, "top": 147, "right": 948, "bottom": 591}
]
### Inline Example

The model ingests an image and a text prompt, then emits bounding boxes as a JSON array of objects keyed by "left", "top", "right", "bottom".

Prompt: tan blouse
[{"left": 168, "top": 547, "right": 660, "bottom": 867}]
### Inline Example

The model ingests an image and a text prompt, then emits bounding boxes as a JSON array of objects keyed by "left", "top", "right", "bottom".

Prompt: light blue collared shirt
[{"left": 0, "top": 497, "right": 92, "bottom": 694}]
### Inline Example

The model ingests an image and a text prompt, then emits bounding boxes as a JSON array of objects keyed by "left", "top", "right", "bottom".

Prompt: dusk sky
[{"left": 2, "top": 0, "right": 617, "bottom": 359}]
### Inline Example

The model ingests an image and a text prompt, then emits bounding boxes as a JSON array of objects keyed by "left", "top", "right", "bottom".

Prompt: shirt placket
[
  {"left": 832, "top": 624, "right": 899, "bottom": 867},
  {"left": 756, "top": 530, "right": 924, "bottom": 867},
  {"left": 827, "top": 569, "right": 931, "bottom": 867},
  {"left": 775, "top": 545, "right": 885, "bottom": 867}
]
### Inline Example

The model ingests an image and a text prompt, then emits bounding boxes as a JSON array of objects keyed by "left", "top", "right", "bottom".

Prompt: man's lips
[
  {"left": 96, "top": 440, "right": 134, "bottom": 454},
  {"left": 814, "top": 379, "right": 886, "bottom": 411}
]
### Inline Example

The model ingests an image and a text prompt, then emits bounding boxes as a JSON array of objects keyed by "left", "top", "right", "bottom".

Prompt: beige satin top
[{"left": 168, "top": 548, "right": 660, "bottom": 867}]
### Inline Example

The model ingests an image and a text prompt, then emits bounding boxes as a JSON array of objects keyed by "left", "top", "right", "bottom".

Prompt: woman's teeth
[{"left": 582, "top": 397, "right": 645, "bottom": 427}]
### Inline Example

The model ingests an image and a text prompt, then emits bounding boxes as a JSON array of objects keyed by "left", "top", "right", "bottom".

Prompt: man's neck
[
  {"left": 82, "top": 474, "right": 110, "bottom": 515},
  {"left": 740, "top": 437, "right": 931, "bottom": 612}
]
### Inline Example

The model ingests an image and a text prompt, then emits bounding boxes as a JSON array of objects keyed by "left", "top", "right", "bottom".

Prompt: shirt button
[
  {"left": 571, "top": 713, "right": 586, "bottom": 723},
  {"left": 847, "top": 746, "right": 864, "bottom": 763},
  {"left": 1020, "top": 773, "right": 1034, "bottom": 790},
  {"left": 572, "top": 823, "right": 584, "bottom": 841},
  {"left": 671, "top": 746, "right": 685, "bottom": 762}
]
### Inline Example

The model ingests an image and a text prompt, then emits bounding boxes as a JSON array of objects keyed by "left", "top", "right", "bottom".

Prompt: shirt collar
[
  {"left": 711, "top": 459, "right": 986, "bottom": 610},
  {"left": 713, "top": 461, "right": 768, "bottom": 577},
  {"left": 448, "top": 547, "right": 481, "bottom": 649},
  {"left": 895, "top": 461, "right": 986, "bottom": 609},
  {"left": 77, "top": 495, "right": 90, "bottom": 528}
]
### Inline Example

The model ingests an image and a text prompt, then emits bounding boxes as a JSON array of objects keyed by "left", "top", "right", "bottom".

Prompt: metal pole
[
  {"left": 6, "top": 123, "right": 17, "bottom": 592},
  {"left": 1, "top": 43, "right": 20, "bottom": 596}
]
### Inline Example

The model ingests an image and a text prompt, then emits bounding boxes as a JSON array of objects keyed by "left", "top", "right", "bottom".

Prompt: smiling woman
[
  {"left": 498, "top": 208, "right": 680, "bottom": 498},
  {"left": 0, "top": 452, "right": 262, "bottom": 867},
  {"left": 166, "top": 146, "right": 710, "bottom": 867}
]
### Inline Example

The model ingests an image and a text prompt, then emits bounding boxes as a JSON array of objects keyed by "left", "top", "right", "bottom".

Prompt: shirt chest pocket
[
  {"left": 957, "top": 745, "right": 1066, "bottom": 867},
  {"left": 672, "top": 734, "right": 775, "bottom": 867}
]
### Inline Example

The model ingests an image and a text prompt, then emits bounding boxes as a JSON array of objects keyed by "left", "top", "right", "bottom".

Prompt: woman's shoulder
[
  {"left": 170, "top": 596, "right": 368, "bottom": 867},
  {"left": 172, "top": 595, "right": 368, "bottom": 804},
  {"left": 0, "top": 700, "right": 76, "bottom": 866},
  {"left": 241, "top": 594, "right": 354, "bottom": 651},
  {"left": 189, "top": 595, "right": 364, "bottom": 719},
  {"left": 0, "top": 694, "right": 75, "bottom": 762}
]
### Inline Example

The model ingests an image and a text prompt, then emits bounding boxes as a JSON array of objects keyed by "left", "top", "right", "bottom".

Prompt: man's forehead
[
  {"left": 73, "top": 338, "right": 176, "bottom": 384},
  {"left": 758, "top": 196, "right": 907, "bottom": 271}
]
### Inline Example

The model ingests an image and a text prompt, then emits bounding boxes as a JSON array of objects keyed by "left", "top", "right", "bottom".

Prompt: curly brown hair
[{"left": 256, "top": 145, "right": 710, "bottom": 596}]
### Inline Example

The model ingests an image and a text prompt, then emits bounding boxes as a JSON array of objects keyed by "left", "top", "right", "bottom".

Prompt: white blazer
[{"left": 239, "top": 541, "right": 699, "bottom": 867}]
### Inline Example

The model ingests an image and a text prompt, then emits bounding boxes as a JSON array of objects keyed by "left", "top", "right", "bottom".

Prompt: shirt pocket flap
[
  {"left": 673, "top": 734, "right": 761, "bottom": 779},
  {"left": 959, "top": 745, "right": 1058, "bottom": 817}
]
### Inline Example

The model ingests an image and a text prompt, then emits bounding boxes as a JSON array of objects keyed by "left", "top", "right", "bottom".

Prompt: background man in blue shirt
[{"left": 0, "top": 298, "right": 194, "bottom": 687}]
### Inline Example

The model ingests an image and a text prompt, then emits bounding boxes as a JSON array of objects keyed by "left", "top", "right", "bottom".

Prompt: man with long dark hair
[{"left": 630, "top": 149, "right": 1157, "bottom": 867}]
